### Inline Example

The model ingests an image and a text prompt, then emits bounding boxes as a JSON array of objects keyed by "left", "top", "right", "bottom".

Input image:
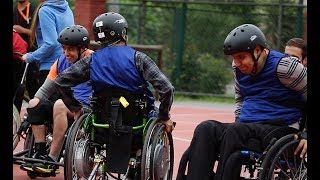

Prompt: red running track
[{"left": 13, "top": 101, "right": 235, "bottom": 179}]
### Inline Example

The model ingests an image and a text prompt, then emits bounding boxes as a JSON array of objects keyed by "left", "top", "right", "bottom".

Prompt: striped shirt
[
  {"left": 234, "top": 56, "right": 307, "bottom": 120},
  {"left": 52, "top": 50, "right": 174, "bottom": 121}
]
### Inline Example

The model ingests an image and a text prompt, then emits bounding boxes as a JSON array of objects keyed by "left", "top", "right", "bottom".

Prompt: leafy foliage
[{"left": 176, "top": 53, "right": 232, "bottom": 94}]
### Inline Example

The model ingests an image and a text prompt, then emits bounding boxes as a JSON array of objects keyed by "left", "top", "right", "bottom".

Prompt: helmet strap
[
  {"left": 77, "top": 47, "right": 87, "bottom": 61},
  {"left": 250, "top": 48, "right": 267, "bottom": 76},
  {"left": 250, "top": 51, "right": 262, "bottom": 76}
]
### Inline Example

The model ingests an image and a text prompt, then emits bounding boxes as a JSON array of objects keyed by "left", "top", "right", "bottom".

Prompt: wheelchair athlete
[
  {"left": 45, "top": 12, "right": 174, "bottom": 133},
  {"left": 20, "top": 25, "right": 93, "bottom": 175},
  {"left": 33, "top": 12, "right": 175, "bottom": 177},
  {"left": 176, "top": 24, "right": 307, "bottom": 180}
]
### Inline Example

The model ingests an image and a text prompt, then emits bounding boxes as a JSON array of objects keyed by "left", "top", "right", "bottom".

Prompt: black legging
[
  {"left": 38, "top": 70, "right": 50, "bottom": 87},
  {"left": 25, "top": 62, "right": 40, "bottom": 98}
]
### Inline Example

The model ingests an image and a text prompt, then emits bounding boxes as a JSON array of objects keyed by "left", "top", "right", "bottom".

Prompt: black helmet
[
  {"left": 92, "top": 12, "right": 128, "bottom": 46},
  {"left": 58, "top": 25, "right": 90, "bottom": 47},
  {"left": 223, "top": 24, "right": 267, "bottom": 55}
]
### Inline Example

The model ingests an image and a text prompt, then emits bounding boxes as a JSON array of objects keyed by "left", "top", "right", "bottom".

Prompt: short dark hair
[{"left": 285, "top": 38, "right": 307, "bottom": 60}]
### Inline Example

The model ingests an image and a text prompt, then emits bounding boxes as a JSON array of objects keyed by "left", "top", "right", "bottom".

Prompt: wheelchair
[
  {"left": 13, "top": 51, "right": 30, "bottom": 151},
  {"left": 63, "top": 87, "right": 175, "bottom": 180},
  {"left": 257, "top": 133, "right": 307, "bottom": 180},
  {"left": 13, "top": 117, "right": 66, "bottom": 178},
  {"left": 13, "top": 94, "right": 31, "bottom": 151},
  {"left": 13, "top": 103, "right": 22, "bottom": 150},
  {"left": 176, "top": 123, "right": 307, "bottom": 180},
  {"left": 13, "top": 100, "right": 81, "bottom": 178}
]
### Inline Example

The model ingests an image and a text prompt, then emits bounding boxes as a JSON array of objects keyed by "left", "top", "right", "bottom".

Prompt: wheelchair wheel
[
  {"left": 258, "top": 134, "right": 307, "bottom": 180},
  {"left": 21, "top": 124, "right": 56, "bottom": 178},
  {"left": 13, "top": 104, "right": 21, "bottom": 151},
  {"left": 141, "top": 119, "right": 174, "bottom": 180},
  {"left": 22, "top": 129, "right": 39, "bottom": 179},
  {"left": 64, "top": 113, "right": 96, "bottom": 179}
]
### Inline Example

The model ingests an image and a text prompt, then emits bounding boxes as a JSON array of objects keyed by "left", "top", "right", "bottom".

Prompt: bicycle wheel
[{"left": 13, "top": 104, "right": 21, "bottom": 151}]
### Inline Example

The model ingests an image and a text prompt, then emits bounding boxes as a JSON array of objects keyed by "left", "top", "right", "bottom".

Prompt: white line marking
[{"left": 173, "top": 137, "right": 191, "bottom": 142}]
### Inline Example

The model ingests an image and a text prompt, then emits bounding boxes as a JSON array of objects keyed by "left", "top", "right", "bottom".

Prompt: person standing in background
[
  {"left": 13, "top": 29, "right": 28, "bottom": 101},
  {"left": 13, "top": 0, "right": 36, "bottom": 49},
  {"left": 284, "top": 38, "right": 307, "bottom": 67},
  {"left": 21, "top": 0, "right": 74, "bottom": 87},
  {"left": 13, "top": 0, "right": 39, "bottom": 99}
]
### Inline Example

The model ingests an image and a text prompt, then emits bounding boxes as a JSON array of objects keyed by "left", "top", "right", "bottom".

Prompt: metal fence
[
  {"left": 110, "top": 0, "right": 306, "bottom": 97},
  {"left": 48, "top": 0, "right": 309, "bottom": 98}
]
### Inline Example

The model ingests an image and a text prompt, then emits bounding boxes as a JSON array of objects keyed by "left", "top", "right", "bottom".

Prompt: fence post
[
  {"left": 277, "top": 0, "right": 284, "bottom": 50},
  {"left": 173, "top": 0, "right": 187, "bottom": 85}
]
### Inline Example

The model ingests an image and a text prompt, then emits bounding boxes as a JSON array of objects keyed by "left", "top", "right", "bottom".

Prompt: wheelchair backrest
[{"left": 90, "top": 86, "right": 150, "bottom": 127}]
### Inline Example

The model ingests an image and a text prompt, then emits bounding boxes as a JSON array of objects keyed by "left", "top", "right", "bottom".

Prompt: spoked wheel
[
  {"left": 141, "top": 119, "right": 174, "bottom": 180},
  {"left": 21, "top": 125, "right": 56, "bottom": 179},
  {"left": 64, "top": 113, "right": 98, "bottom": 179},
  {"left": 24, "top": 129, "right": 38, "bottom": 179},
  {"left": 13, "top": 104, "right": 21, "bottom": 151},
  {"left": 258, "top": 134, "right": 307, "bottom": 180}
]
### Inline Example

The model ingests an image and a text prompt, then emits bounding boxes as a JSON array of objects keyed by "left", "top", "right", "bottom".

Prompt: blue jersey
[
  {"left": 236, "top": 50, "right": 304, "bottom": 125},
  {"left": 57, "top": 55, "right": 92, "bottom": 105},
  {"left": 90, "top": 46, "right": 155, "bottom": 107}
]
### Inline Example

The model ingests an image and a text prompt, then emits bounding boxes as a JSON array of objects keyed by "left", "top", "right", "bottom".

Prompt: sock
[{"left": 34, "top": 142, "right": 46, "bottom": 155}]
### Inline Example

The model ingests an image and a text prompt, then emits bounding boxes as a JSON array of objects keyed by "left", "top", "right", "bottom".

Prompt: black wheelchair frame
[
  {"left": 257, "top": 133, "right": 307, "bottom": 180},
  {"left": 13, "top": 119, "right": 68, "bottom": 178},
  {"left": 13, "top": 51, "right": 30, "bottom": 151},
  {"left": 176, "top": 125, "right": 307, "bottom": 180}
]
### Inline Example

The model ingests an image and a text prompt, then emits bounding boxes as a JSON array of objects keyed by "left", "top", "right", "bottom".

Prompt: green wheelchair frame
[{"left": 64, "top": 108, "right": 174, "bottom": 180}]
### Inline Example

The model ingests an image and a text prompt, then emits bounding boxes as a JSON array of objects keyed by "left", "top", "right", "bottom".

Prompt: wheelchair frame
[
  {"left": 176, "top": 128, "right": 307, "bottom": 180},
  {"left": 13, "top": 103, "right": 22, "bottom": 150},
  {"left": 13, "top": 51, "right": 30, "bottom": 151},
  {"left": 63, "top": 111, "right": 175, "bottom": 180},
  {"left": 258, "top": 133, "right": 307, "bottom": 180},
  {"left": 13, "top": 94, "right": 30, "bottom": 151},
  {"left": 13, "top": 117, "right": 70, "bottom": 178}
]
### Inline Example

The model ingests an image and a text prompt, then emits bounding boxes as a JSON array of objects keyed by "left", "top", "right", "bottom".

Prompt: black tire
[
  {"left": 141, "top": 120, "right": 174, "bottom": 180},
  {"left": 176, "top": 147, "right": 189, "bottom": 180},
  {"left": 64, "top": 113, "right": 92, "bottom": 179},
  {"left": 23, "top": 129, "right": 38, "bottom": 179},
  {"left": 23, "top": 124, "right": 56, "bottom": 179},
  {"left": 258, "top": 134, "right": 307, "bottom": 180},
  {"left": 24, "top": 129, "right": 34, "bottom": 158},
  {"left": 13, "top": 104, "right": 21, "bottom": 151}
]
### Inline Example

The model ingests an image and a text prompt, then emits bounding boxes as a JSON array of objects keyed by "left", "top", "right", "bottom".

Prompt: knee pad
[{"left": 27, "top": 100, "right": 53, "bottom": 125}]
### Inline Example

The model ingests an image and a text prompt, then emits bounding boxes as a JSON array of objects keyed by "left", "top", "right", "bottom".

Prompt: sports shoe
[
  {"left": 20, "top": 163, "right": 34, "bottom": 172},
  {"left": 32, "top": 155, "right": 60, "bottom": 174},
  {"left": 19, "top": 151, "right": 45, "bottom": 172}
]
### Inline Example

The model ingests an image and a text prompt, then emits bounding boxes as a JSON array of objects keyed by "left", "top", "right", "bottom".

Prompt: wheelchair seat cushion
[{"left": 92, "top": 87, "right": 150, "bottom": 127}]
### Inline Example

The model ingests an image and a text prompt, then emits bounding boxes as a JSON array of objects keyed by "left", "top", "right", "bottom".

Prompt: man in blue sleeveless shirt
[
  {"left": 177, "top": 24, "right": 307, "bottom": 180},
  {"left": 20, "top": 25, "right": 93, "bottom": 175},
  {"left": 37, "top": 12, "right": 175, "bottom": 134}
]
